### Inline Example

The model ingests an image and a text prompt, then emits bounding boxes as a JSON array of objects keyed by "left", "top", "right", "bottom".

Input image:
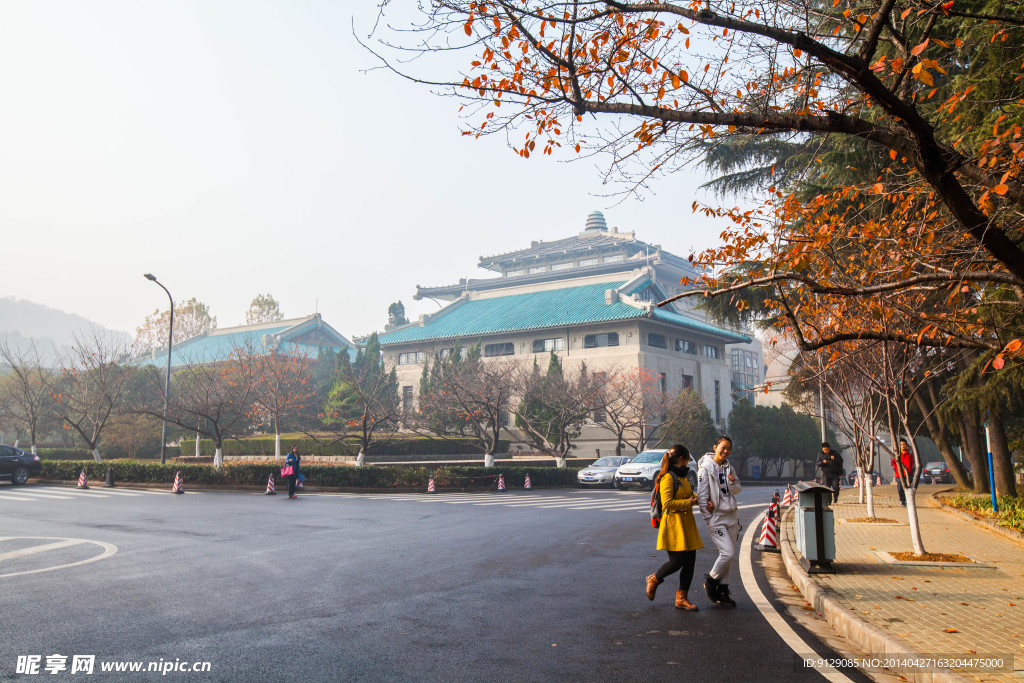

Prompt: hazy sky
[{"left": 1, "top": 1, "right": 728, "bottom": 341}]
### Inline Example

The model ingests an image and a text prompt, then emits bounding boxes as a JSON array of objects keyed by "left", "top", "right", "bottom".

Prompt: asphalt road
[{"left": 0, "top": 483, "right": 864, "bottom": 682}]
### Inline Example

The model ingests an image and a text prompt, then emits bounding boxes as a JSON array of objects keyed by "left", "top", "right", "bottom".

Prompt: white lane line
[
  {"left": 739, "top": 512, "right": 854, "bottom": 683},
  {"left": 76, "top": 489, "right": 141, "bottom": 497},
  {"left": 0, "top": 493, "right": 40, "bottom": 501},
  {"left": 0, "top": 539, "right": 86, "bottom": 561},
  {"left": 0, "top": 537, "right": 118, "bottom": 579},
  {"left": 565, "top": 504, "right": 648, "bottom": 511},
  {"left": 1, "top": 490, "right": 76, "bottom": 500}
]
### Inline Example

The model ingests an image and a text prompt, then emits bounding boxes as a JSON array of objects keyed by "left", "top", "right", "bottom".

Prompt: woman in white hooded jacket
[{"left": 696, "top": 435, "right": 742, "bottom": 606}]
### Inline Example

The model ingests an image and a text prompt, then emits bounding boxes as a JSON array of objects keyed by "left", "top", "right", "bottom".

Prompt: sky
[{"left": 0, "top": 0, "right": 730, "bottom": 342}]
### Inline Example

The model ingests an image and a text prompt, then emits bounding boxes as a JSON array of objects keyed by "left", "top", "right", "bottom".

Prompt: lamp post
[{"left": 144, "top": 274, "right": 174, "bottom": 465}]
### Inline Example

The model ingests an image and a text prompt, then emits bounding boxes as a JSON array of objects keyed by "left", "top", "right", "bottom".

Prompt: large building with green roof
[{"left": 377, "top": 211, "right": 763, "bottom": 456}]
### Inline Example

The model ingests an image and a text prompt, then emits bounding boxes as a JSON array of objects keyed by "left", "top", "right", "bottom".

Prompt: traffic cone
[
  {"left": 781, "top": 485, "right": 793, "bottom": 507},
  {"left": 755, "top": 502, "right": 780, "bottom": 552},
  {"left": 497, "top": 474, "right": 506, "bottom": 492},
  {"left": 77, "top": 469, "right": 89, "bottom": 490},
  {"left": 427, "top": 477, "right": 436, "bottom": 494},
  {"left": 523, "top": 473, "right": 532, "bottom": 490},
  {"left": 171, "top": 471, "right": 184, "bottom": 494},
  {"left": 265, "top": 474, "right": 276, "bottom": 495},
  {"left": 876, "top": 474, "right": 882, "bottom": 486}
]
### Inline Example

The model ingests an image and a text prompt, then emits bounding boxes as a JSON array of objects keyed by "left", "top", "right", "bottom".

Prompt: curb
[
  {"left": 932, "top": 492, "right": 1024, "bottom": 547},
  {"left": 778, "top": 505, "right": 971, "bottom": 683}
]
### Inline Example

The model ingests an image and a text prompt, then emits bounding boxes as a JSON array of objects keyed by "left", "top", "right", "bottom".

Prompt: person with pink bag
[{"left": 283, "top": 446, "right": 301, "bottom": 499}]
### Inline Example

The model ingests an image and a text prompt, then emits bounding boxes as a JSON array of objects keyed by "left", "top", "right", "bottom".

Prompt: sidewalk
[{"left": 780, "top": 484, "right": 1024, "bottom": 682}]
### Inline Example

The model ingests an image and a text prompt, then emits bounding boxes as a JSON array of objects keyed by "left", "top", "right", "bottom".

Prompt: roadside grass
[{"left": 945, "top": 493, "right": 1024, "bottom": 533}]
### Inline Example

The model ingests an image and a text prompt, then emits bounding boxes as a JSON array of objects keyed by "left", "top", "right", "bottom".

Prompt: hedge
[
  {"left": 189, "top": 436, "right": 510, "bottom": 457},
  {"left": 40, "top": 461, "right": 576, "bottom": 490},
  {"left": 38, "top": 447, "right": 182, "bottom": 461}
]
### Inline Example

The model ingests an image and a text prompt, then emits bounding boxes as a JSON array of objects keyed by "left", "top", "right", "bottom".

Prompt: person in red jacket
[{"left": 891, "top": 438, "right": 913, "bottom": 506}]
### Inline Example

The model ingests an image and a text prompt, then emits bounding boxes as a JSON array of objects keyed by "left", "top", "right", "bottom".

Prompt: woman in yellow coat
[{"left": 645, "top": 444, "right": 703, "bottom": 610}]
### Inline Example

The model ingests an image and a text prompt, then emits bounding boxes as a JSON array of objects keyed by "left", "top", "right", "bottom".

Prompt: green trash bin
[{"left": 794, "top": 482, "right": 835, "bottom": 573}]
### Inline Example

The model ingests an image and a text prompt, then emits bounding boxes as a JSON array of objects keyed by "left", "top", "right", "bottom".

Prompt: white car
[
  {"left": 577, "top": 456, "right": 632, "bottom": 488},
  {"left": 614, "top": 450, "right": 667, "bottom": 490}
]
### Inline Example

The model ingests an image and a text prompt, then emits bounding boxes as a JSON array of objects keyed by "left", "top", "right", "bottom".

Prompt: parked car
[
  {"left": 614, "top": 449, "right": 666, "bottom": 490},
  {"left": 0, "top": 444, "right": 42, "bottom": 485},
  {"left": 577, "top": 456, "right": 633, "bottom": 488},
  {"left": 923, "top": 461, "right": 953, "bottom": 484}
]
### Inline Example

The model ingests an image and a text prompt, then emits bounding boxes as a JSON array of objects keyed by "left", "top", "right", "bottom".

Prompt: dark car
[
  {"left": 0, "top": 444, "right": 42, "bottom": 485},
  {"left": 923, "top": 461, "right": 953, "bottom": 484}
]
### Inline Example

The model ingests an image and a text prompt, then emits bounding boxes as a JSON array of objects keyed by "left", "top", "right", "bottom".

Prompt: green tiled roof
[{"left": 378, "top": 281, "right": 749, "bottom": 345}]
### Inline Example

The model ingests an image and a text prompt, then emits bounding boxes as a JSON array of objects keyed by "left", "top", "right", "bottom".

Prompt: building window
[
  {"left": 659, "top": 372, "right": 667, "bottom": 393},
  {"left": 604, "top": 254, "right": 625, "bottom": 263},
  {"left": 682, "top": 374, "right": 694, "bottom": 390},
  {"left": 551, "top": 262, "right": 573, "bottom": 271},
  {"left": 593, "top": 372, "right": 607, "bottom": 423},
  {"left": 506, "top": 269, "right": 525, "bottom": 277},
  {"left": 398, "top": 351, "right": 425, "bottom": 365},
  {"left": 676, "top": 339, "right": 696, "bottom": 354},
  {"left": 484, "top": 342, "right": 515, "bottom": 357},
  {"left": 402, "top": 386, "right": 413, "bottom": 420},
  {"left": 584, "top": 332, "right": 619, "bottom": 348},
  {"left": 531, "top": 338, "right": 565, "bottom": 353},
  {"left": 714, "top": 380, "right": 722, "bottom": 424},
  {"left": 529, "top": 266, "right": 547, "bottom": 274},
  {"left": 579, "top": 258, "right": 600, "bottom": 267},
  {"left": 704, "top": 345, "right": 720, "bottom": 359},
  {"left": 440, "top": 347, "right": 468, "bottom": 361},
  {"left": 648, "top": 333, "right": 667, "bottom": 349}
]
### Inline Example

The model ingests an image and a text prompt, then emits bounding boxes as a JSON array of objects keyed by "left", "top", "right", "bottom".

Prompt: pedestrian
[
  {"left": 645, "top": 445, "right": 703, "bottom": 610},
  {"left": 284, "top": 446, "right": 301, "bottom": 499},
  {"left": 697, "top": 435, "right": 742, "bottom": 607},
  {"left": 815, "top": 442, "right": 843, "bottom": 503},
  {"left": 891, "top": 438, "right": 913, "bottom": 507}
]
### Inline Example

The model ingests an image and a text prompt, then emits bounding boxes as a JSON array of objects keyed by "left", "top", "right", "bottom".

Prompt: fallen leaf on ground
[{"left": 945, "top": 628, "right": 959, "bottom": 633}]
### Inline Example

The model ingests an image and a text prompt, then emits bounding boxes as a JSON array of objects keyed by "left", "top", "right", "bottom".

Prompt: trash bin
[{"left": 794, "top": 481, "right": 835, "bottom": 573}]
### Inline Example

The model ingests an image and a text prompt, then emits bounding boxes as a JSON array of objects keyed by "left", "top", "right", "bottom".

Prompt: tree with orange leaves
[
  {"left": 372, "top": 0, "right": 1023, "bottom": 358},
  {"left": 596, "top": 366, "right": 665, "bottom": 456},
  {"left": 240, "top": 343, "right": 315, "bottom": 459}
]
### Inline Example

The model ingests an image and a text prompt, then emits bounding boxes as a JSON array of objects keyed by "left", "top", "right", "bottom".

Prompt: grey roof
[{"left": 478, "top": 232, "right": 697, "bottom": 274}]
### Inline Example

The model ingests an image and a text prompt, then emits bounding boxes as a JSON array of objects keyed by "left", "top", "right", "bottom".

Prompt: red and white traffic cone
[
  {"left": 497, "top": 474, "right": 506, "bottom": 492},
  {"left": 171, "top": 471, "right": 184, "bottom": 494},
  {"left": 77, "top": 469, "right": 89, "bottom": 490},
  {"left": 427, "top": 477, "right": 436, "bottom": 494},
  {"left": 265, "top": 474, "right": 276, "bottom": 495},
  {"left": 781, "top": 485, "right": 793, "bottom": 507},
  {"left": 523, "top": 473, "right": 532, "bottom": 490},
  {"left": 755, "top": 502, "right": 780, "bottom": 552},
  {"left": 876, "top": 474, "right": 882, "bottom": 486}
]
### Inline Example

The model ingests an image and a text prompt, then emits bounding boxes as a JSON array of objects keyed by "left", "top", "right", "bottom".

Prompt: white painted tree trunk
[
  {"left": 31, "top": 444, "right": 37, "bottom": 455},
  {"left": 195, "top": 432, "right": 200, "bottom": 457},
  {"left": 91, "top": 448, "right": 102, "bottom": 461},
  {"left": 275, "top": 433, "right": 281, "bottom": 459},
  {"left": 857, "top": 466, "right": 865, "bottom": 503},
  {"left": 355, "top": 449, "right": 365, "bottom": 467},
  {"left": 484, "top": 453, "right": 495, "bottom": 468},
  {"left": 213, "top": 448, "right": 223, "bottom": 469},
  {"left": 555, "top": 456, "right": 567, "bottom": 468},
  {"left": 866, "top": 477, "right": 875, "bottom": 518},
  {"left": 905, "top": 488, "right": 926, "bottom": 555}
]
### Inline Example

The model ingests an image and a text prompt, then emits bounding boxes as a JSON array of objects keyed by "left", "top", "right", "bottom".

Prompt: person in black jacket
[{"left": 815, "top": 442, "right": 843, "bottom": 503}]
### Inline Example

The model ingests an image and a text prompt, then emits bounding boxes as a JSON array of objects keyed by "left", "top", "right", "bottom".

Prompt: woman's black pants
[
  {"left": 655, "top": 550, "right": 696, "bottom": 590},
  {"left": 287, "top": 475, "right": 297, "bottom": 497}
]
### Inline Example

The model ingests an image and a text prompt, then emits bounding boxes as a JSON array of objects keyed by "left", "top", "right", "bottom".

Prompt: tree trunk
[
  {"left": 865, "top": 475, "right": 875, "bottom": 519},
  {"left": 91, "top": 448, "right": 102, "bottom": 462},
  {"left": 905, "top": 488, "right": 926, "bottom": 555},
  {"left": 957, "top": 408, "right": 988, "bottom": 493},
  {"left": 484, "top": 453, "right": 495, "bottom": 468},
  {"left": 914, "top": 390, "right": 970, "bottom": 489},
  {"left": 275, "top": 432, "right": 281, "bottom": 460},
  {"left": 355, "top": 449, "right": 365, "bottom": 467},
  {"left": 195, "top": 431, "right": 201, "bottom": 458},
  {"left": 30, "top": 444, "right": 36, "bottom": 455},
  {"left": 213, "top": 447, "right": 223, "bottom": 469},
  {"left": 555, "top": 456, "right": 567, "bottom": 468},
  {"left": 856, "top": 466, "right": 865, "bottom": 504},
  {"left": 987, "top": 412, "right": 1018, "bottom": 497}
]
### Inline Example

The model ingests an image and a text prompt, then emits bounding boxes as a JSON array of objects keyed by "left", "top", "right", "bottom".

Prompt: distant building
[
  {"left": 137, "top": 314, "right": 354, "bottom": 368},
  {"left": 377, "top": 211, "right": 763, "bottom": 455}
]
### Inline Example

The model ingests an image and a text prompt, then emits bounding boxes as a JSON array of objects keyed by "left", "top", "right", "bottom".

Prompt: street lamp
[{"left": 144, "top": 273, "right": 174, "bottom": 465}]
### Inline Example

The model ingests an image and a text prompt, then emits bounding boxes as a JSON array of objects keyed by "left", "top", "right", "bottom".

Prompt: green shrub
[
  {"left": 39, "top": 461, "right": 575, "bottom": 490},
  {"left": 946, "top": 494, "right": 1024, "bottom": 533},
  {"left": 39, "top": 447, "right": 181, "bottom": 461},
  {"left": 189, "top": 436, "right": 509, "bottom": 457}
]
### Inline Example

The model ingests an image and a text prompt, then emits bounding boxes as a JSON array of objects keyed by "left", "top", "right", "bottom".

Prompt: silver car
[
  {"left": 577, "top": 456, "right": 632, "bottom": 488},
  {"left": 614, "top": 450, "right": 667, "bottom": 490}
]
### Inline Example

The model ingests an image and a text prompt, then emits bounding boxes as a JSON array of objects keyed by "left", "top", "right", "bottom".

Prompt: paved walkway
[{"left": 782, "top": 484, "right": 1024, "bottom": 682}]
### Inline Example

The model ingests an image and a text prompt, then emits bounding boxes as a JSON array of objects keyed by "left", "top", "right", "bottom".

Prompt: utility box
[{"left": 794, "top": 482, "right": 835, "bottom": 573}]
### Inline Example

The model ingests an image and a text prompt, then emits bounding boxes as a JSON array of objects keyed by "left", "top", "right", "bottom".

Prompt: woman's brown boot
[
  {"left": 675, "top": 590, "right": 698, "bottom": 610},
  {"left": 646, "top": 574, "right": 662, "bottom": 601}
]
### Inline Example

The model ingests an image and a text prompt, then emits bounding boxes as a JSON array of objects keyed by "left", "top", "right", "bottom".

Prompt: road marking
[
  {"left": 0, "top": 537, "right": 118, "bottom": 579},
  {"left": 0, "top": 492, "right": 40, "bottom": 501},
  {"left": 739, "top": 513, "right": 854, "bottom": 683}
]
